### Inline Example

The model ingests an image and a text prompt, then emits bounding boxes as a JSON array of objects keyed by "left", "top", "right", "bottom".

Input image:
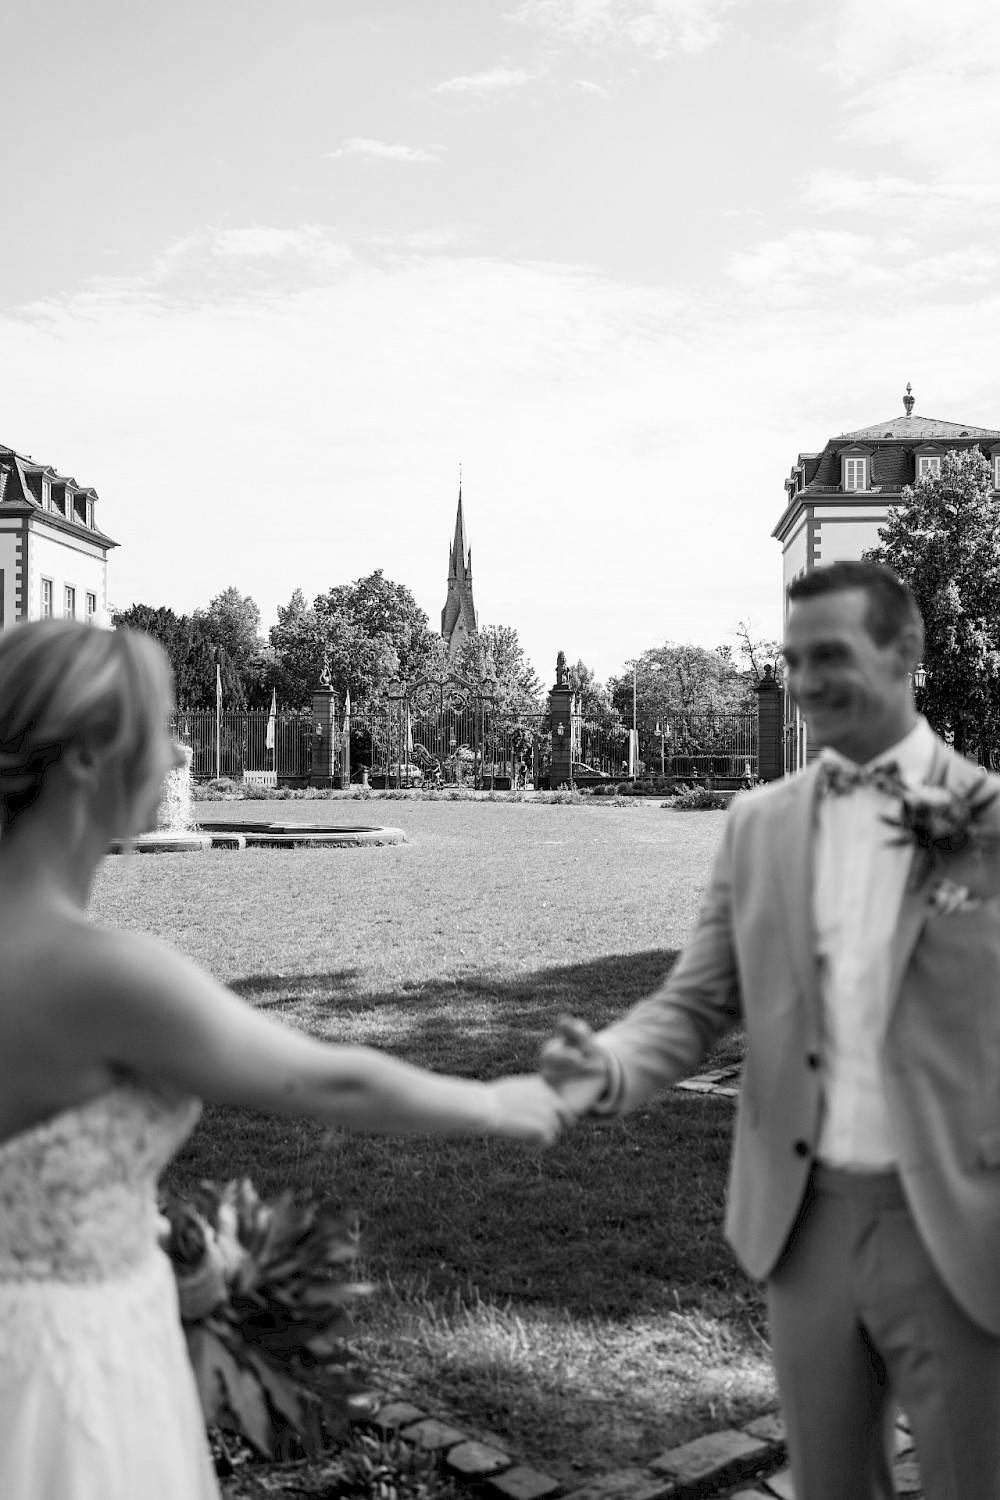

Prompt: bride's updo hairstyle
[{"left": 0, "top": 620, "right": 174, "bottom": 834}]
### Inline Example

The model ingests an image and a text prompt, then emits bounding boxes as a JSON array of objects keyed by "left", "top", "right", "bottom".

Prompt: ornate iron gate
[{"left": 355, "top": 668, "right": 547, "bottom": 789}]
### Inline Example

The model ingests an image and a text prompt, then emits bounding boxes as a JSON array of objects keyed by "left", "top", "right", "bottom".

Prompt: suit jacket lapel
[
  {"left": 886, "top": 737, "right": 962, "bottom": 1005},
  {"left": 778, "top": 766, "right": 823, "bottom": 1017}
]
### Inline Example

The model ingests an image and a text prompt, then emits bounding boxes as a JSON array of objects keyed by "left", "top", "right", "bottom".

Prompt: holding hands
[
  {"left": 540, "top": 1014, "right": 612, "bottom": 1117},
  {"left": 487, "top": 1016, "right": 611, "bottom": 1146}
]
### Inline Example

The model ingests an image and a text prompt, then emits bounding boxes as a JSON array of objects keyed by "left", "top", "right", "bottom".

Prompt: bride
[{"left": 0, "top": 620, "right": 572, "bottom": 1500}]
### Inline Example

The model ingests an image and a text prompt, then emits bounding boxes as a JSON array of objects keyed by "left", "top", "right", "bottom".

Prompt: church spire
[
  {"left": 441, "top": 472, "right": 479, "bottom": 657},
  {"left": 450, "top": 472, "right": 471, "bottom": 581}
]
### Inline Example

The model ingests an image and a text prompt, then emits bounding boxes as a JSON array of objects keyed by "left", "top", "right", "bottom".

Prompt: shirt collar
[{"left": 820, "top": 716, "right": 936, "bottom": 785}]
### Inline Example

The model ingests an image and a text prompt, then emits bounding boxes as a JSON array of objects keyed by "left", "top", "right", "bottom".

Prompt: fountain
[
  {"left": 110, "top": 745, "right": 213, "bottom": 854},
  {"left": 110, "top": 744, "right": 405, "bottom": 854}
]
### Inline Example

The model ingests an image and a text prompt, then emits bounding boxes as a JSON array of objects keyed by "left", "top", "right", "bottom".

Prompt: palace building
[
  {"left": 440, "top": 483, "right": 478, "bottom": 661},
  {"left": 772, "top": 386, "right": 1000, "bottom": 769},
  {"left": 0, "top": 443, "right": 117, "bottom": 629}
]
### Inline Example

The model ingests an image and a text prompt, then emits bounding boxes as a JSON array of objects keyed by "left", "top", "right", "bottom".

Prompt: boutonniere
[
  {"left": 928, "top": 876, "right": 979, "bottom": 915},
  {"left": 882, "top": 779, "right": 1000, "bottom": 887}
]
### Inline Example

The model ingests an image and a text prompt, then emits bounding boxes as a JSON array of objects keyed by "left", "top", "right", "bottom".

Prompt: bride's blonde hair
[{"left": 0, "top": 620, "right": 174, "bottom": 833}]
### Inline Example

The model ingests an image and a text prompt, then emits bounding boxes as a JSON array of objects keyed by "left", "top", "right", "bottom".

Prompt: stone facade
[
  {"left": 0, "top": 444, "right": 117, "bottom": 629},
  {"left": 772, "top": 389, "right": 1000, "bottom": 771}
]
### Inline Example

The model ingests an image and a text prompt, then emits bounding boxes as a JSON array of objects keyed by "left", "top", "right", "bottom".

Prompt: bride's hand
[{"left": 488, "top": 1075, "right": 577, "bottom": 1146}]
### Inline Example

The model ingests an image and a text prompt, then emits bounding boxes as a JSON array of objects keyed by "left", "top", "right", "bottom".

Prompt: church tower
[{"left": 440, "top": 481, "right": 479, "bottom": 662}]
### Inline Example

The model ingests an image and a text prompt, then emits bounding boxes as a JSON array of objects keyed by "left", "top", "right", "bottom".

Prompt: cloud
[
  {"left": 728, "top": 228, "right": 999, "bottom": 304},
  {"left": 326, "top": 137, "right": 438, "bottom": 163},
  {"left": 576, "top": 79, "right": 611, "bottom": 97},
  {"left": 505, "top": 0, "right": 745, "bottom": 59},
  {"left": 827, "top": 0, "right": 1000, "bottom": 179},
  {"left": 432, "top": 66, "right": 537, "bottom": 96},
  {"left": 803, "top": 171, "right": 1000, "bottom": 224},
  {"left": 3, "top": 226, "right": 998, "bottom": 682}
]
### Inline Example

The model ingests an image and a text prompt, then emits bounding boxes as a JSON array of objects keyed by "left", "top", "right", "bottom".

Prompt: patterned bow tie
[{"left": 817, "top": 759, "right": 904, "bottom": 799}]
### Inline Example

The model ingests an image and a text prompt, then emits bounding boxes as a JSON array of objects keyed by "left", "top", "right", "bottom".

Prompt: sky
[{"left": 2, "top": 0, "right": 999, "bottom": 684}]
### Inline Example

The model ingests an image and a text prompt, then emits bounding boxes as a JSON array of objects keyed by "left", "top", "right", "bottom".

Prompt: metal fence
[
  {"left": 169, "top": 704, "right": 757, "bottom": 786},
  {"left": 351, "top": 706, "right": 548, "bottom": 789},
  {"left": 170, "top": 709, "right": 313, "bottom": 780},
  {"left": 577, "top": 712, "right": 758, "bottom": 781}
]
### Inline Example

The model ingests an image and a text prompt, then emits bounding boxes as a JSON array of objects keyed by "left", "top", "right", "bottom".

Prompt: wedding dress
[{"left": 0, "top": 1083, "right": 221, "bottom": 1499}]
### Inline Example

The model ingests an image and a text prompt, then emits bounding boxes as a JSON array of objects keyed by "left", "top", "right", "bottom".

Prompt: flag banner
[
  {"left": 216, "top": 662, "right": 222, "bottom": 710},
  {"left": 628, "top": 728, "right": 639, "bottom": 778},
  {"left": 265, "top": 688, "right": 276, "bottom": 751}
]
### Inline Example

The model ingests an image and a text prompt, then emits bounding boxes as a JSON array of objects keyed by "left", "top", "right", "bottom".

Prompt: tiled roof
[
  {"left": 835, "top": 415, "right": 1000, "bottom": 441},
  {"left": 0, "top": 444, "right": 98, "bottom": 498}
]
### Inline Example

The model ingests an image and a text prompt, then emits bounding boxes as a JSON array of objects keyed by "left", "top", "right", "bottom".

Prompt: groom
[{"left": 543, "top": 561, "right": 1000, "bottom": 1499}]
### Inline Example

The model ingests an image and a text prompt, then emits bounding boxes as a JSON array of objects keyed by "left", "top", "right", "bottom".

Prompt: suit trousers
[{"left": 765, "top": 1165, "right": 1000, "bottom": 1500}]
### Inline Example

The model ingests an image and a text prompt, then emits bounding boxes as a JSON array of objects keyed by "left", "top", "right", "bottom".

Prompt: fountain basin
[{"left": 196, "top": 821, "right": 406, "bottom": 848}]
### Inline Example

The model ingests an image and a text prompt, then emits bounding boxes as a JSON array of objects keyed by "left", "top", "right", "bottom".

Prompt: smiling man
[{"left": 542, "top": 560, "right": 1000, "bottom": 1500}]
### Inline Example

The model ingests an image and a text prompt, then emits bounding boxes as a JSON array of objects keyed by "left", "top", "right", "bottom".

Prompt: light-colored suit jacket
[{"left": 597, "top": 735, "right": 1000, "bottom": 1334}]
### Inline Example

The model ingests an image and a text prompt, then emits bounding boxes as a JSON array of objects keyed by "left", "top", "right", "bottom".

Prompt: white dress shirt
[{"left": 813, "top": 716, "right": 937, "bottom": 1170}]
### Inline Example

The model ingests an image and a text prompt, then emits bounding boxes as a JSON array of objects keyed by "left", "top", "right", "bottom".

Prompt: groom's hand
[{"left": 541, "top": 1015, "right": 612, "bottom": 1115}]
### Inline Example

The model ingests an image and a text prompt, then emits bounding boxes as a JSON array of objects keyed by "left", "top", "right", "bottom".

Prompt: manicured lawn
[{"left": 92, "top": 799, "right": 772, "bottom": 1481}]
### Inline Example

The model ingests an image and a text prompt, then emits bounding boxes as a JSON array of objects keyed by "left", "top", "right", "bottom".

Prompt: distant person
[
  {"left": 544, "top": 562, "right": 1000, "bottom": 1499},
  {"left": 0, "top": 620, "right": 572, "bottom": 1500}
]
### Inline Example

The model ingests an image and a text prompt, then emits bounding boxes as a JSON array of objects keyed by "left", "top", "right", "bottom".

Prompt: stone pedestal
[
  {"left": 755, "top": 664, "right": 784, "bottom": 781},
  {"left": 548, "top": 654, "right": 575, "bottom": 789},
  {"left": 310, "top": 687, "right": 340, "bottom": 788}
]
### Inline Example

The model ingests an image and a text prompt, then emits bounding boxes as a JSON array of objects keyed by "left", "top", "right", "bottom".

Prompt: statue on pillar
[{"left": 555, "top": 650, "right": 568, "bottom": 687}]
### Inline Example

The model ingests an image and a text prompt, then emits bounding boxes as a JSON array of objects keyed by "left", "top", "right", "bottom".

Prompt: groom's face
[{"left": 783, "top": 588, "right": 918, "bottom": 763}]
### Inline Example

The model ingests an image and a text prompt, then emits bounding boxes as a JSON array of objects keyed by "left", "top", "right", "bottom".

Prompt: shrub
[{"left": 666, "top": 783, "right": 732, "bottom": 811}]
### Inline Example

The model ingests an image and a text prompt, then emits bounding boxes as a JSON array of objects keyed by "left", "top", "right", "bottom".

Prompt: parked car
[{"left": 572, "top": 761, "right": 611, "bottom": 781}]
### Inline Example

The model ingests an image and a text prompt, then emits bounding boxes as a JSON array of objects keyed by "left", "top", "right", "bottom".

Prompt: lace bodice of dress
[{"left": 0, "top": 1084, "right": 201, "bottom": 1283}]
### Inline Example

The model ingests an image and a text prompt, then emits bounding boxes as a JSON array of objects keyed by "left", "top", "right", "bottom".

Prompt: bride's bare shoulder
[{"left": 0, "top": 913, "right": 198, "bottom": 1024}]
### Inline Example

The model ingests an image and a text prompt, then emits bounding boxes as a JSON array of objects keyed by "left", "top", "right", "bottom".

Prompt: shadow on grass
[
  {"left": 225, "top": 948, "right": 690, "bottom": 1068},
  {"left": 164, "top": 947, "right": 755, "bottom": 1330}
]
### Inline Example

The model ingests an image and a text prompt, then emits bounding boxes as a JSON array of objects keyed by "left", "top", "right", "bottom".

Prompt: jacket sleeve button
[
  {"left": 806, "top": 1052, "right": 821, "bottom": 1069},
  {"left": 793, "top": 1140, "right": 810, "bottom": 1157}
]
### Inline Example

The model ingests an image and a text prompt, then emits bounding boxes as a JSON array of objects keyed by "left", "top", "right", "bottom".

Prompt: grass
[{"left": 93, "top": 800, "right": 772, "bottom": 1483}]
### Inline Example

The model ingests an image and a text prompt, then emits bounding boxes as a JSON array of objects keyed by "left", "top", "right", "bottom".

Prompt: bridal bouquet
[{"left": 161, "top": 1178, "right": 372, "bottom": 1459}]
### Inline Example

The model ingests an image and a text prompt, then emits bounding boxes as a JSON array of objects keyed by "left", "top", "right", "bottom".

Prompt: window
[
  {"left": 41, "top": 579, "right": 53, "bottom": 618},
  {"left": 64, "top": 585, "right": 76, "bottom": 619},
  {"left": 843, "top": 457, "right": 867, "bottom": 491},
  {"left": 86, "top": 592, "right": 97, "bottom": 624},
  {"left": 994, "top": 456, "right": 1000, "bottom": 491},
  {"left": 917, "top": 455, "right": 941, "bottom": 479},
  {"left": 87, "top": 500, "right": 95, "bottom": 528}
]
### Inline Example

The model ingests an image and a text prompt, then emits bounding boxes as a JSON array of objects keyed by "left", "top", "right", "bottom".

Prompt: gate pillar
[
  {"left": 548, "top": 652, "right": 575, "bottom": 789},
  {"left": 311, "top": 658, "right": 346, "bottom": 788},
  {"left": 755, "top": 664, "right": 784, "bottom": 782}
]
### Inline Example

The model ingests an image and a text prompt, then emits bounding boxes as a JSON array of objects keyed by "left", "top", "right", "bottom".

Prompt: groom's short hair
[{"left": 787, "top": 561, "right": 922, "bottom": 647}]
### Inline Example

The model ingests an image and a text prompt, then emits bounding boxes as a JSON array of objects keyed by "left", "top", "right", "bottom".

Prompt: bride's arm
[{"left": 67, "top": 930, "right": 572, "bottom": 1144}]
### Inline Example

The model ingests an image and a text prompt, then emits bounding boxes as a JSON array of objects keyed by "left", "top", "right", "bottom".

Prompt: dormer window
[
  {"left": 86, "top": 500, "right": 95, "bottom": 528},
  {"left": 994, "top": 455, "right": 1000, "bottom": 492},
  {"left": 917, "top": 455, "right": 941, "bottom": 480},
  {"left": 843, "top": 456, "right": 868, "bottom": 491}
]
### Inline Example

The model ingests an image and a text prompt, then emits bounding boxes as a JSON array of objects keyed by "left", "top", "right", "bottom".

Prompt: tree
[
  {"left": 268, "top": 572, "right": 439, "bottom": 709},
  {"left": 608, "top": 643, "right": 748, "bottom": 725},
  {"left": 194, "top": 587, "right": 268, "bottom": 707},
  {"left": 112, "top": 603, "right": 205, "bottom": 707},
  {"left": 454, "top": 625, "right": 543, "bottom": 711},
  {"left": 865, "top": 447, "right": 1000, "bottom": 761},
  {"left": 115, "top": 591, "right": 270, "bottom": 708},
  {"left": 568, "top": 659, "right": 613, "bottom": 722},
  {"left": 732, "top": 621, "right": 784, "bottom": 706}
]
